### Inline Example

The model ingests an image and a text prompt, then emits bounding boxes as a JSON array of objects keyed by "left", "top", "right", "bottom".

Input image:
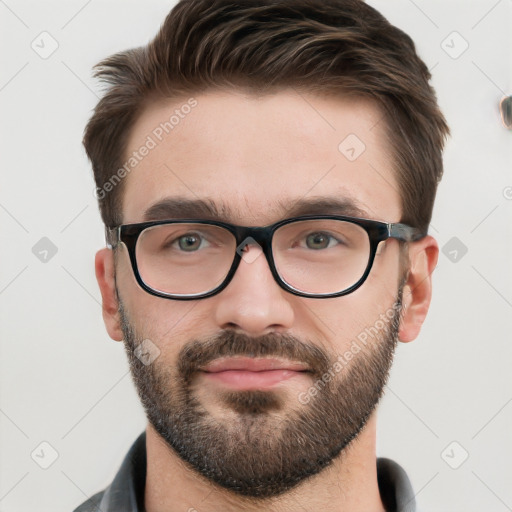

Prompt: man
[{"left": 77, "top": 0, "right": 449, "bottom": 510}]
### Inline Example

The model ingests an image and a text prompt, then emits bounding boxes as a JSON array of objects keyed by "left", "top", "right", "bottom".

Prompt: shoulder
[
  {"left": 72, "top": 490, "right": 105, "bottom": 512},
  {"left": 377, "top": 457, "right": 417, "bottom": 512}
]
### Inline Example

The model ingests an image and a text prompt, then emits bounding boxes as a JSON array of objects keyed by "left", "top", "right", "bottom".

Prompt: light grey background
[{"left": 0, "top": 1, "right": 511, "bottom": 511}]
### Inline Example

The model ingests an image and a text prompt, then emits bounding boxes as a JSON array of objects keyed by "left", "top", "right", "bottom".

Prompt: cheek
[
  {"left": 116, "top": 256, "right": 201, "bottom": 350},
  {"left": 300, "top": 262, "right": 400, "bottom": 353},
  {"left": 131, "top": 300, "right": 199, "bottom": 342}
]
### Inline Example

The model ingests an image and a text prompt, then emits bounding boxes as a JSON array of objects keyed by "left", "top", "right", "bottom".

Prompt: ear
[
  {"left": 398, "top": 235, "right": 439, "bottom": 343},
  {"left": 95, "top": 248, "right": 124, "bottom": 342}
]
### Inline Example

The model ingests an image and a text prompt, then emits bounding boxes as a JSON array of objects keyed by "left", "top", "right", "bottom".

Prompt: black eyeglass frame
[{"left": 106, "top": 215, "right": 424, "bottom": 300}]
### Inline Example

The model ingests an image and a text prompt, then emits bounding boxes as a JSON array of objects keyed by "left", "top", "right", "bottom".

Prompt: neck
[{"left": 144, "top": 413, "right": 385, "bottom": 512}]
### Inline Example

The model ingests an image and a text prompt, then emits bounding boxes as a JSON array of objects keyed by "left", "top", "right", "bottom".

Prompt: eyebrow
[{"left": 142, "top": 196, "right": 370, "bottom": 224}]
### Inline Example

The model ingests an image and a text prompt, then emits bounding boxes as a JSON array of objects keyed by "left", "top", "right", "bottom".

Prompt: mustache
[{"left": 176, "top": 330, "right": 332, "bottom": 383}]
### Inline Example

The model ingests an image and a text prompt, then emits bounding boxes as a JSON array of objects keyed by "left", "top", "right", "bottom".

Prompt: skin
[{"left": 95, "top": 89, "right": 438, "bottom": 511}]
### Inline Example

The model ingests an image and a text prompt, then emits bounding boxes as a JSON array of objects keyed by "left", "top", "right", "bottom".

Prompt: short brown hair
[{"left": 84, "top": 0, "right": 450, "bottom": 233}]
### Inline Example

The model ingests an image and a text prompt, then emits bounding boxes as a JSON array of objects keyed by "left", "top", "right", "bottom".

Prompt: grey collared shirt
[{"left": 73, "top": 432, "right": 417, "bottom": 512}]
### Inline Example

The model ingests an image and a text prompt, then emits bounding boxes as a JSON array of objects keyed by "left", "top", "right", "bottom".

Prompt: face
[{"left": 99, "top": 89, "right": 432, "bottom": 498}]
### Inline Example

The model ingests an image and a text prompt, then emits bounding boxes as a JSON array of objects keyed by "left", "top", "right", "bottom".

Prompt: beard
[{"left": 118, "top": 283, "right": 404, "bottom": 500}]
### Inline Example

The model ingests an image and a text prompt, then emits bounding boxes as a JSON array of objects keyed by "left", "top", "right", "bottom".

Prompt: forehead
[{"left": 121, "top": 89, "right": 401, "bottom": 225}]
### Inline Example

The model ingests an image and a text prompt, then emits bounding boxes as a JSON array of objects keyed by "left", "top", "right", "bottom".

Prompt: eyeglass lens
[{"left": 135, "top": 220, "right": 371, "bottom": 296}]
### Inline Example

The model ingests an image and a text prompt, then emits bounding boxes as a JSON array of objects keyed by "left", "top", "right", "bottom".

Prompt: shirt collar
[{"left": 98, "top": 431, "right": 146, "bottom": 511}]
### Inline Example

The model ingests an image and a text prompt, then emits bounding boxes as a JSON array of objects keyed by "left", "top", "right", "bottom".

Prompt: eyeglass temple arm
[
  {"left": 388, "top": 223, "right": 425, "bottom": 242},
  {"left": 105, "top": 226, "right": 120, "bottom": 249}
]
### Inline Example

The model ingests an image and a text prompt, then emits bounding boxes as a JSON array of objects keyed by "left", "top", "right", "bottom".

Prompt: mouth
[{"left": 198, "top": 356, "right": 312, "bottom": 390}]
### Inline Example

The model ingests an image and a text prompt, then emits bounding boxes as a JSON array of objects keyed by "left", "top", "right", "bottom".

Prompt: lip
[
  {"left": 200, "top": 356, "right": 310, "bottom": 373},
  {"left": 198, "top": 357, "right": 311, "bottom": 391}
]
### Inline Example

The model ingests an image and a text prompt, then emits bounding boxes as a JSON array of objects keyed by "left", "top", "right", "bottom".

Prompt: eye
[
  {"left": 166, "top": 232, "right": 210, "bottom": 252},
  {"left": 303, "top": 232, "right": 341, "bottom": 250}
]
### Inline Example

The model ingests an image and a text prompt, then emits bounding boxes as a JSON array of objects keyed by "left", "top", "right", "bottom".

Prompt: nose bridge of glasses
[{"left": 233, "top": 225, "right": 273, "bottom": 255}]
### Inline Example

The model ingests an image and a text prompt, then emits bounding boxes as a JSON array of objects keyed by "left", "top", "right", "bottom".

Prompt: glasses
[
  {"left": 500, "top": 95, "right": 512, "bottom": 129},
  {"left": 106, "top": 215, "right": 424, "bottom": 300}
]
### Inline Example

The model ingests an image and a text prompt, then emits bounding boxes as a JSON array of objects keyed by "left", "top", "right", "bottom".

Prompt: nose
[{"left": 213, "top": 242, "right": 295, "bottom": 336}]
